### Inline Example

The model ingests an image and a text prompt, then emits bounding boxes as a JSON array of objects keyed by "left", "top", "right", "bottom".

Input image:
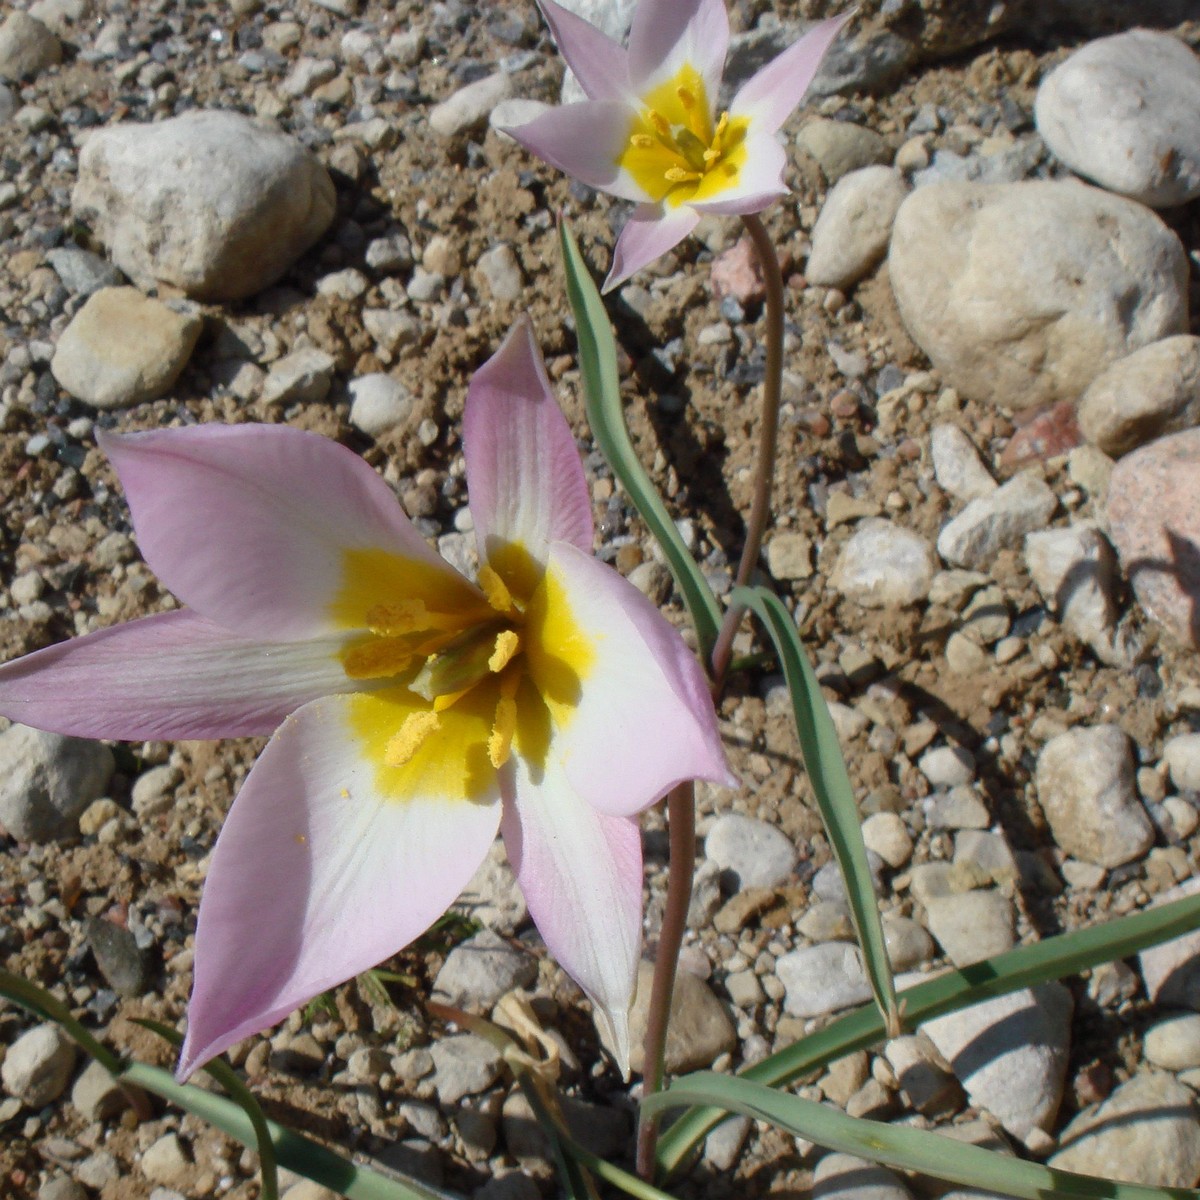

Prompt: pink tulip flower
[
  {"left": 0, "top": 317, "right": 733, "bottom": 1077},
  {"left": 506, "top": 0, "right": 850, "bottom": 291}
]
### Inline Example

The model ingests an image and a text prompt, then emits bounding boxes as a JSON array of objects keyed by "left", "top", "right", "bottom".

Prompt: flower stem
[
  {"left": 636, "top": 780, "right": 696, "bottom": 1180},
  {"left": 709, "top": 212, "right": 785, "bottom": 688}
]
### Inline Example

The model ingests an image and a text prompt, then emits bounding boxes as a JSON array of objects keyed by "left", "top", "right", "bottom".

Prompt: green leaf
[
  {"left": 655, "top": 886, "right": 1200, "bottom": 1178},
  {"left": 135, "top": 1019, "right": 278, "bottom": 1200},
  {"left": 731, "top": 585, "right": 897, "bottom": 1027},
  {"left": 0, "top": 969, "right": 122, "bottom": 1076},
  {"left": 558, "top": 218, "right": 722, "bottom": 660},
  {"left": 649, "top": 1071, "right": 1200, "bottom": 1200}
]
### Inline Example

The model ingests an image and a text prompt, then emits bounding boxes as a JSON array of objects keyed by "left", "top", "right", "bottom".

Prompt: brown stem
[
  {"left": 709, "top": 213, "right": 785, "bottom": 689},
  {"left": 635, "top": 780, "right": 696, "bottom": 1180}
]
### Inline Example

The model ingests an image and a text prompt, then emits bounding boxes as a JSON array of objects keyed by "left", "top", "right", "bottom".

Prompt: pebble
[
  {"left": 704, "top": 813, "right": 798, "bottom": 890},
  {"left": 131, "top": 764, "right": 182, "bottom": 818},
  {"left": 1140, "top": 877, "right": 1200, "bottom": 1009},
  {"left": 429, "top": 73, "right": 513, "bottom": 137},
  {"left": 930, "top": 424, "right": 996, "bottom": 503},
  {"left": 710, "top": 237, "right": 765, "bottom": 306},
  {"left": 260, "top": 347, "right": 336, "bottom": 407},
  {"left": 85, "top": 916, "right": 151, "bottom": 996},
  {"left": 1049, "top": 1072, "right": 1200, "bottom": 1186},
  {"left": 141, "top": 1133, "right": 191, "bottom": 1190},
  {"left": 1, "top": 1024, "right": 76, "bottom": 1107},
  {"left": 455, "top": 839, "right": 528, "bottom": 936},
  {"left": 73, "top": 110, "right": 335, "bottom": 301},
  {"left": 0, "top": 724, "right": 114, "bottom": 843},
  {"left": 1035, "top": 725, "right": 1153, "bottom": 868},
  {"left": 71, "top": 1060, "right": 134, "bottom": 1122},
  {"left": 796, "top": 117, "right": 891, "bottom": 184},
  {"left": 918, "top": 745, "right": 975, "bottom": 789},
  {"left": 1165, "top": 734, "right": 1200, "bottom": 793},
  {"left": 925, "top": 788, "right": 990, "bottom": 830},
  {"left": 45, "top": 247, "right": 125, "bottom": 297},
  {"left": 0, "top": 11, "right": 61, "bottom": 80},
  {"left": 861, "top": 812, "right": 912, "bottom": 868},
  {"left": 1035, "top": 31, "right": 1200, "bottom": 208},
  {"left": 429, "top": 1034, "right": 503, "bottom": 1105},
  {"left": 884, "top": 1034, "right": 964, "bottom": 1118},
  {"left": 1107, "top": 428, "right": 1200, "bottom": 650},
  {"left": 475, "top": 243, "right": 524, "bottom": 302},
  {"left": 805, "top": 166, "right": 908, "bottom": 289},
  {"left": 704, "top": 1115, "right": 752, "bottom": 1172},
  {"left": 348, "top": 373, "right": 413, "bottom": 437},
  {"left": 923, "top": 890, "right": 1014, "bottom": 967},
  {"left": 51, "top": 287, "right": 202, "bottom": 409},
  {"left": 889, "top": 181, "right": 1188, "bottom": 412},
  {"left": 999, "top": 398, "right": 1083, "bottom": 470},
  {"left": 1024, "top": 524, "right": 1124, "bottom": 665},
  {"left": 830, "top": 518, "right": 935, "bottom": 607},
  {"left": 431, "top": 928, "right": 537, "bottom": 1011},
  {"left": 627, "top": 961, "right": 736, "bottom": 1074},
  {"left": 813, "top": 1152, "right": 913, "bottom": 1200},
  {"left": 767, "top": 531, "right": 813, "bottom": 581},
  {"left": 936, "top": 471, "right": 1057, "bottom": 569},
  {"left": 882, "top": 915, "right": 936, "bottom": 970},
  {"left": 1144, "top": 1014, "right": 1200, "bottom": 1071},
  {"left": 37, "top": 1180, "right": 86, "bottom": 1200},
  {"left": 776, "top": 942, "right": 872, "bottom": 1018},
  {"left": 489, "top": 97, "right": 552, "bottom": 140},
  {"left": 922, "top": 983, "right": 1072, "bottom": 1142},
  {"left": 1077, "top": 336, "right": 1200, "bottom": 458}
]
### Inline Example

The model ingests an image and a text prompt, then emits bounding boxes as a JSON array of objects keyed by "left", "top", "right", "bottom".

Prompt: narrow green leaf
[
  {"left": 0, "top": 969, "right": 122, "bottom": 1075},
  {"left": 655, "top": 887, "right": 1200, "bottom": 1178},
  {"left": 135, "top": 1019, "right": 278, "bottom": 1200},
  {"left": 122, "top": 1060, "right": 457, "bottom": 1200},
  {"left": 648, "top": 1071, "right": 1197, "bottom": 1200},
  {"left": 558, "top": 218, "right": 722, "bottom": 660},
  {"left": 731, "top": 585, "right": 897, "bottom": 1027}
]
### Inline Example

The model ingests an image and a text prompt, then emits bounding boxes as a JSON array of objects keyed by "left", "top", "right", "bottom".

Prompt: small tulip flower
[
  {"left": 0, "top": 318, "right": 733, "bottom": 1078},
  {"left": 506, "top": 0, "right": 850, "bottom": 290}
]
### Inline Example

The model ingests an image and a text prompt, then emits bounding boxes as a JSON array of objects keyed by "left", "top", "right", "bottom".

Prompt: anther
[
  {"left": 385, "top": 710, "right": 440, "bottom": 768},
  {"left": 487, "top": 676, "right": 521, "bottom": 769},
  {"left": 665, "top": 166, "right": 701, "bottom": 183},
  {"left": 676, "top": 85, "right": 697, "bottom": 110},
  {"left": 648, "top": 110, "right": 672, "bottom": 139},
  {"left": 630, "top": 133, "right": 656, "bottom": 150},
  {"left": 478, "top": 565, "right": 518, "bottom": 616},
  {"left": 488, "top": 630, "right": 521, "bottom": 674}
]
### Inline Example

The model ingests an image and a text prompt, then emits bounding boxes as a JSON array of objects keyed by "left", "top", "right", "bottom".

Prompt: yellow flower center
[{"left": 617, "top": 63, "right": 750, "bottom": 207}]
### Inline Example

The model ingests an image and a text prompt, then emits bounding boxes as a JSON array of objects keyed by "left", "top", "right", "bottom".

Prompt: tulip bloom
[
  {"left": 0, "top": 318, "right": 733, "bottom": 1077},
  {"left": 506, "top": 0, "right": 850, "bottom": 290}
]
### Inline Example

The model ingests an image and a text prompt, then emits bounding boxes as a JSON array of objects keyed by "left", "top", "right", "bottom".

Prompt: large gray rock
[
  {"left": 1035, "top": 725, "right": 1153, "bottom": 868},
  {"left": 1078, "top": 336, "right": 1200, "bottom": 458},
  {"left": 0, "top": 11, "right": 61, "bottom": 81},
  {"left": 51, "top": 287, "right": 202, "bottom": 409},
  {"left": 1035, "top": 31, "right": 1200, "bottom": 208},
  {"left": 1106, "top": 428, "right": 1200, "bottom": 650},
  {"left": 922, "top": 984, "right": 1072, "bottom": 1142},
  {"left": 1050, "top": 1073, "right": 1200, "bottom": 1187},
  {"left": 0, "top": 725, "right": 114, "bottom": 843},
  {"left": 73, "top": 110, "right": 335, "bottom": 301},
  {"left": 889, "top": 181, "right": 1188, "bottom": 412}
]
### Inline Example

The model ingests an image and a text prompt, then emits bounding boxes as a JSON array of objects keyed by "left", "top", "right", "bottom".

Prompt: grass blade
[
  {"left": 558, "top": 218, "right": 722, "bottom": 660},
  {"left": 0, "top": 969, "right": 122, "bottom": 1075},
  {"left": 647, "top": 1071, "right": 1198, "bottom": 1200},
  {"left": 655, "top": 886, "right": 1200, "bottom": 1177},
  {"left": 731, "top": 584, "right": 897, "bottom": 1029}
]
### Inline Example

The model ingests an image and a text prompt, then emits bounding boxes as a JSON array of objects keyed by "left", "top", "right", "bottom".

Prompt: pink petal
[
  {"left": 178, "top": 689, "right": 503, "bottom": 1078},
  {"left": 0, "top": 610, "right": 356, "bottom": 740},
  {"left": 603, "top": 202, "right": 700, "bottom": 293},
  {"left": 502, "top": 758, "right": 642, "bottom": 1076},
  {"left": 536, "top": 0, "right": 631, "bottom": 101},
  {"left": 525, "top": 542, "right": 735, "bottom": 818},
  {"left": 100, "top": 424, "right": 476, "bottom": 642},
  {"left": 502, "top": 101, "right": 649, "bottom": 203},
  {"left": 464, "top": 317, "right": 593, "bottom": 594},
  {"left": 627, "top": 0, "right": 728, "bottom": 106},
  {"left": 730, "top": 14, "right": 852, "bottom": 134},
  {"left": 687, "top": 131, "right": 789, "bottom": 215}
]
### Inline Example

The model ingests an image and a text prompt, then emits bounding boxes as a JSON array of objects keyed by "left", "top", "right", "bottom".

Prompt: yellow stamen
[
  {"left": 630, "top": 133, "right": 656, "bottom": 149},
  {"left": 385, "top": 710, "right": 440, "bottom": 768},
  {"left": 648, "top": 109, "right": 672, "bottom": 139},
  {"left": 487, "top": 675, "right": 521, "bottom": 769},
  {"left": 342, "top": 637, "right": 415, "bottom": 680},
  {"left": 665, "top": 166, "right": 701, "bottom": 183},
  {"left": 488, "top": 630, "right": 520, "bottom": 673},
  {"left": 478, "top": 564, "right": 518, "bottom": 616},
  {"left": 676, "top": 85, "right": 697, "bottom": 110},
  {"left": 367, "top": 599, "right": 463, "bottom": 636}
]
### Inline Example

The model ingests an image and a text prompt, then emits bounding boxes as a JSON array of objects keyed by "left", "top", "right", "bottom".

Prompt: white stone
[
  {"left": 1164, "top": 733, "right": 1200, "bottom": 793},
  {"left": 73, "top": 110, "right": 335, "bottom": 301},
  {"left": 931, "top": 424, "right": 996, "bottom": 503},
  {"left": 1, "top": 1024, "right": 75, "bottom": 1106},
  {"left": 814, "top": 1153, "right": 913, "bottom": 1200},
  {"left": 767, "top": 531, "right": 813, "bottom": 581},
  {"left": 552, "top": 0, "right": 638, "bottom": 103},
  {"left": 889, "top": 181, "right": 1188, "bottom": 412},
  {"left": 1140, "top": 877, "right": 1200, "bottom": 1010},
  {"left": 429, "top": 73, "right": 513, "bottom": 137},
  {"left": 348, "top": 373, "right": 413, "bottom": 437},
  {"left": 922, "top": 984, "right": 1071, "bottom": 1141},
  {"left": 918, "top": 745, "right": 976, "bottom": 789},
  {"left": 936, "top": 471, "right": 1057, "bottom": 569},
  {"left": 923, "top": 891, "right": 1014, "bottom": 967},
  {"left": 432, "top": 928, "right": 536, "bottom": 1010},
  {"left": 490, "top": 97, "right": 552, "bottom": 140},
  {"left": 455, "top": 839, "right": 528, "bottom": 936},
  {"left": 1077, "top": 336, "right": 1200, "bottom": 458},
  {"left": 261, "top": 347, "right": 336, "bottom": 407},
  {"left": 430, "top": 1035, "right": 503, "bottom": 1105},
  {"left": 861, "top": 812, "right": 913, "bottom": 868},
  {"left": 475, "top": 243, "right": 523, "bottom": 302},
  {"left": 1035, "top": 31, "right": 1200, "bottom": 208},
  {"left": 0, "top": 11, "right": 61, "bottom": 81},
  {"left": 805, "top": 166, "right": 908, "bottom": 289},
  {"left": 1145, "top": 1014, "right": 1200, "bottom": 1071},
  {"left": 363, "top": 309, "right": 418, "bottom": 356},
  {"left": 777, "top": 943, "right": 872, "bottom": 1017},
  {"left": 141, "top": 1134, "right": 191, "bottom": 1190},
  {"left": 796, "top": 117, "right": 890, "bottom": 184},
  {"left": 51, "top": 287, "right": 201, "bottom": 409},
  {"left": 830, "top": 518, "right": 935, "bottom": 607},
  {"left": 705, "top": 813, "right": 798, "bottom": 890},
  {"left": 1035, "top": 725, "right": 1153, "bottom": 867}
]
